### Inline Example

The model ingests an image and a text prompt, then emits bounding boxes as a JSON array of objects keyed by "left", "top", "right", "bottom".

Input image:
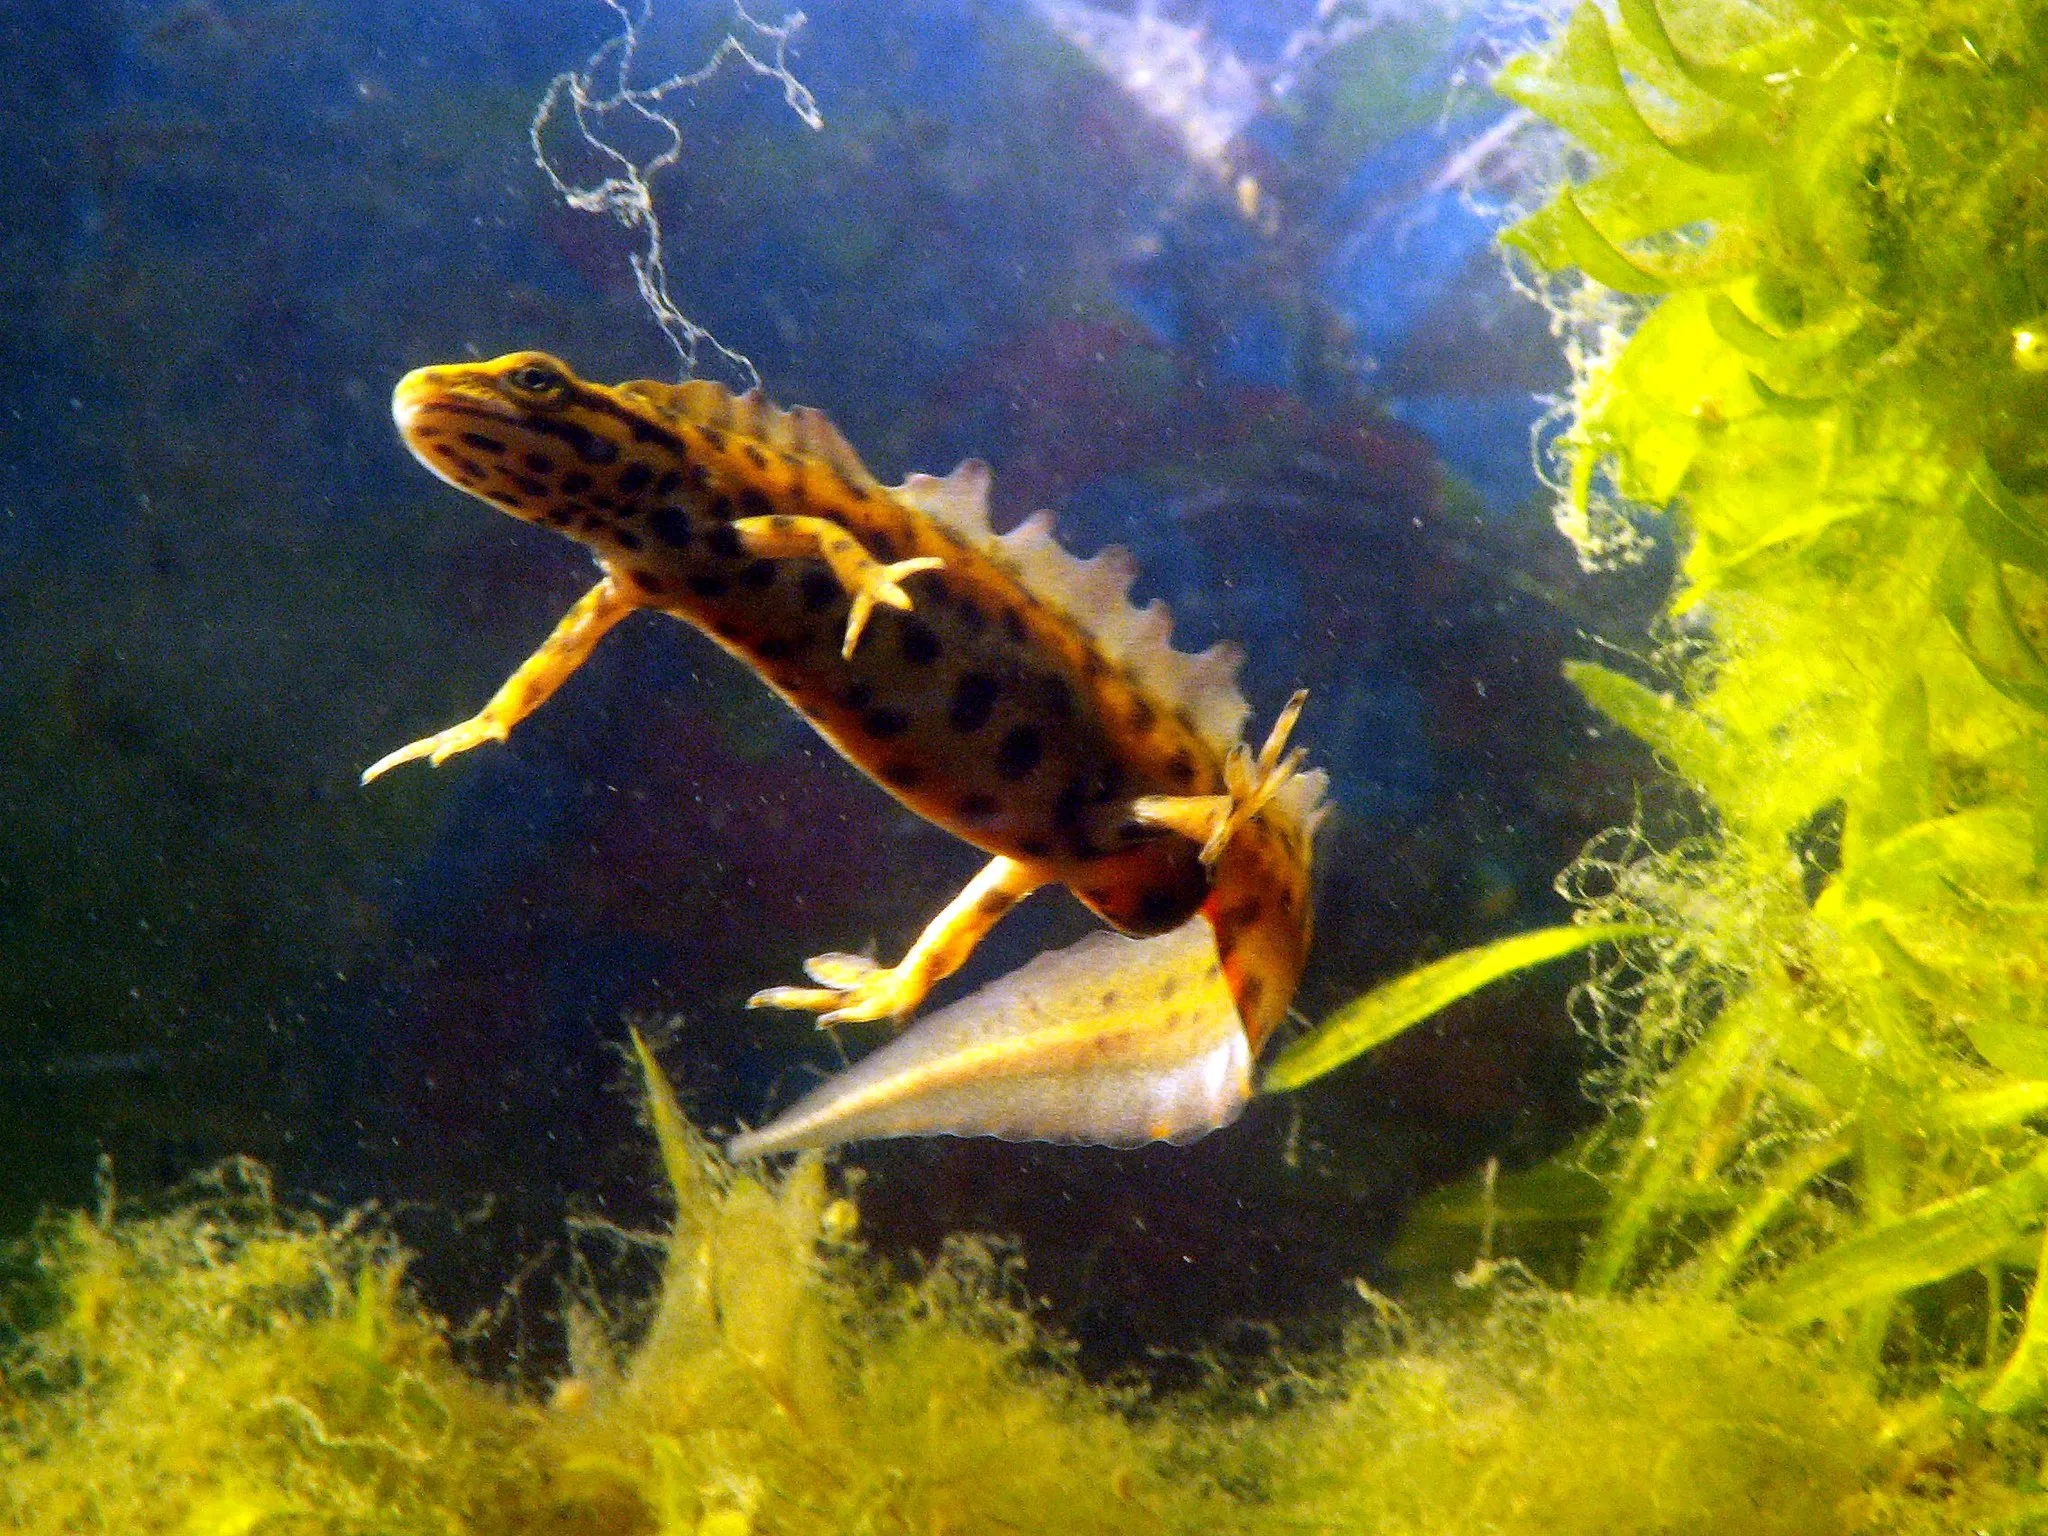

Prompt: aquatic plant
[
  {"left": 1452, "top": 0, "right": 2048, "bottom": 1398},
  {"left": 7, "top": 1037, "right": 2030, "bottom": 1534}
]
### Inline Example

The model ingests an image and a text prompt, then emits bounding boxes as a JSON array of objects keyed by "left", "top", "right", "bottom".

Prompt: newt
[{"left": 366, "top": 351, "right": 1327, "bottom": 1155}]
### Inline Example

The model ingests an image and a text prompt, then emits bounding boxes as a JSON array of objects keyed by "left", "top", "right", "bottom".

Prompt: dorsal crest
[
  {"left": 613, "top": 377, "right": 880, "bottom": 492},
  {"left": 898, "top": 461, "right": 1252, "bottom": 757}
]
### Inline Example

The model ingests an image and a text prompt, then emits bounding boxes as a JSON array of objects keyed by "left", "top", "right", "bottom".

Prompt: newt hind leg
[
  {"left": 1129, "top": 689, "right": 1308, "bottom": 864},
  {"left": 748, "top": 855, "right": 1045, "bottom": 1025}
]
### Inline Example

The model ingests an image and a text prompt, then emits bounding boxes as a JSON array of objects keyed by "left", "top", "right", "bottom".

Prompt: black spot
[
  {"left": 1138, "top": 889, "right": 1183, "bottom": 929},
  {"left": 742, "top": 443, "right": 769, "bottom": 471},
  {"left": 757, "top": 634, "right": 803, "bottom": 663},
  {"left": 949, "top": 673, "right": 999, "bottom": 733},
  {"left": 1041, "top": 675, "right": 1076, "bottom": 720},
  {"left": 958, "top": 792, "right": 999, "bottom": 820},
  {"left": 631, "top": 570, "right": 665, "bottom": 594},
  {"left": 617, "top": 462, "right": 654, "bottom": 494},
  {"left": 614, "top": 529, "right": 642, "bottom": 551},
  {"left": 730, "top": 489, "right": 769, "bottom": 522},
  {"left": 545, "top": 508, "right": 574, "bottom": 528},
  {"left": 1238, "top": 975, "right": 1266, "bottom": 1020},
  {"left": 1166, "top": 749, "right": 1196, "bottom": 788},
  {"left": 863, "top": 707, "right": 912, "bottom": 739},
  {"left": 649, "top": 506, "right": 692, "bottom": 549},
  {"left": 698, "top": 426, "right": 727, "bottom": 453},
  {"left": 460, "top": 431, "right": 507, "bottom": 454},
  {"left": 1053, "top": 777, "right": 1088, "bottom": 829},
  {"left": 800, "top": 570, "right": 841, "bottom": 612},
  {"left": 741, "top": 559, "right": 777, "bottom": 589},
  {"left": 880, "top": 760, "right": 921, "bottom": 788},
  {"left": 995, "top": 725, "right": 1042, "bottom": 780},
  {"left": 561, "top": 471, "right": 593, "bottom": 495},
  {"left": 588, "top": 494, "right": 616, "bottom": 511},
  {"left": 1002, "top": 608, "right": 1028, "bottom": 644},
  {"left": 836, "top": 473, "right": 872, "bottom": 502},
  {"left": 770, "top": 514, "right": 795, "bottom": 534},
  {"left": 955, "top": 599, "right": 987, "bottom": 634},
  {"left": 707, "top": 522, "right": 744, "bottom": 560},
  {"left": 840, "top": 682, "right": 875, "bottom": 711},
  {"left": 653, "top": 469, "right": 685, "bottom": 495},
  {"left": 529, "top": 416, "right": 618, "bottom": 465},
  {"left": 1019, "top": 839, "right": 1052, "bottom": 858},
  {"left": 900, "top": 620, "right": 941, "bottom": 665},
  {"left": 868, "top": 529, "right": 897, "bottom": 560},
  {"left": 687, "top": 574, "right": 729, "bottom": 598},
  {"left": 1128, "top": 697, "right": 1157, "bottom": 732},
  {"left": 451, "top": 455, "right": 486, "bottom": 481},
  {"left": 495, "top": 493, "right": 525, "bottom": 510},
  {"left": 512, "top": 474, "right": 548, "bottom": 498},
  {"left": 524, "top": 452, "right": 557, "bottom": 474}
]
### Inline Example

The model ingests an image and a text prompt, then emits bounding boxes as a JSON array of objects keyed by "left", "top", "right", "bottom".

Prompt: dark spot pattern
[
  {"left": 1138, "top": 888, "right": 1182, "bottom": 928},
  {"left": 800, "top": 570, "right": 840, "bottom": 612},
  {"left": 461, "top": 431, "right": 507, "bottom": 455},
  {"left": 958, "top": 792, "right": 998, "bottom": 820},
  {"left": 649, "top": 506, "right": 692, "bottom": 549},
  {"left": 617, "top": 462, "right": 653, "bottom": 494},
  {"left": 862, "top": 707, "right": 912, "bottom": 739},
  {"left": 948, "top": 673, "right": 998, "bottom": 733},
  {"left": 995, "top": 725, "right": 1043, "bottom": 780},
  {"left": 524, "top": 452, "right": 557, "bottom": 474},
  {"left": 708, "top": 523, "right": 743, "bottom": 560},
  {"left": 1237, "top": 975, "right": 1266, "bottom": 1021},
  {"left": 687, "top": 574, "right": 729, "bottom": 598},
  {"left": 561, "top": 471, "right": 593, "bottom": 495},
  {"left": 900, "top": 620, "right": 941, "bottom": 665},
  {"left": 880, "top": 760, "right": 921, "bottom": 788},
  {"left": 741, "top": 559, "right": 777, "bottom": 589}
]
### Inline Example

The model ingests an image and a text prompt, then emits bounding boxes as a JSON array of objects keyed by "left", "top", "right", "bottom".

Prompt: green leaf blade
[{"left": 1261, "top": 923, "right": 1649, "bottom": 1093}]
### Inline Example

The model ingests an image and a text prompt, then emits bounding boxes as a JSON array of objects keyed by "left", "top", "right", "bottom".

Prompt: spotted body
[{"left": 372, "top": 352, "right": 1326, "bottom": 1145}]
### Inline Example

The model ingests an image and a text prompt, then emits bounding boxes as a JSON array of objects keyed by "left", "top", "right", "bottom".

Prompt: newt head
[{"left": 390, "top": 351, "right": 619, "bottom": 520}]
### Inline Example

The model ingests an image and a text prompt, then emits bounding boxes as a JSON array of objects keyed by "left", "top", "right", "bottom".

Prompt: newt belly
[{"left": 368, "top": 351, "right": 1327, "bottom": 1152}]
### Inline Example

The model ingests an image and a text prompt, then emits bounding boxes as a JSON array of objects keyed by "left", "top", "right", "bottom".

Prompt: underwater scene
[{"left": 8, "top": 0, "right": 2048, "bottom": 1527}]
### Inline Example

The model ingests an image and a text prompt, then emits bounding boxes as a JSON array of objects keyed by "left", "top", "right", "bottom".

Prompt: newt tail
[{"left": 367, "top": 351, "right": 1327, "bottom": 1154}]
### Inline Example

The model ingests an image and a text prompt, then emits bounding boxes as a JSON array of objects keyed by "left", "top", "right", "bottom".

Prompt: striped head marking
[{"left": 392, "top": 351, "right": 648, "bottom": 526}]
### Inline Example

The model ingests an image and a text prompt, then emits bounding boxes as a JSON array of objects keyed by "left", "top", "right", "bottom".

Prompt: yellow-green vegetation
[
  {"left": 3, "top": 1037, "right": 2034, "bottom": 1534},
  {"left": 1483, "top": 0, "right": 2048, "bottom": 1399}
]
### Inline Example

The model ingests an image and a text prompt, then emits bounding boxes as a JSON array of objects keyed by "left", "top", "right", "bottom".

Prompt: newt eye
[{"left": 503, "top": 362, "right": 569, "bottom": 403}]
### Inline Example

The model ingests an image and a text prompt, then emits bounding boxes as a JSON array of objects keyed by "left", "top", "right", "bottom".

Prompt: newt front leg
[
  {"left": 748, "top": 855, "right": 1047, "bottom": 1024},
  {"left": 730, "top": 512, "right": 943, "bottom": 659},
  {"left": 361, "top": 575, "right": 636, "bottom": 783}
]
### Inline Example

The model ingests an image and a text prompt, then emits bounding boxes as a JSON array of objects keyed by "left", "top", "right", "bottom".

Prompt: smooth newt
[{"left": 367, "top": 351, "right": 1327, "bottom": 1152}]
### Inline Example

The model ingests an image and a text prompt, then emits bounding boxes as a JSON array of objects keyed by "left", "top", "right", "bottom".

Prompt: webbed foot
[
  {"left": 748, "top": 951, "right": 929, "bottom": 1025},
  {"left": 1131, "top": 689, "right": 1309, "bottom": 864},
  {"left": 729, "top": 513, "right": 943, "bottom": 658}
]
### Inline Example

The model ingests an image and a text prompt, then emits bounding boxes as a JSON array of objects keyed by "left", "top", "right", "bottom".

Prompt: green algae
[
  {"left": 1476, "top": 0, "right": 2048, "bottom": 1424},
  {"left": 3, "top": 1071, "right": 2029, "bottom": 1535}
]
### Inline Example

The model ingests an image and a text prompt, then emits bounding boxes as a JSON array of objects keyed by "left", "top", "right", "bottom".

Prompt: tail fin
[{"left": 727, "top": 917, "right": 1248, "bottom": 1159}]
